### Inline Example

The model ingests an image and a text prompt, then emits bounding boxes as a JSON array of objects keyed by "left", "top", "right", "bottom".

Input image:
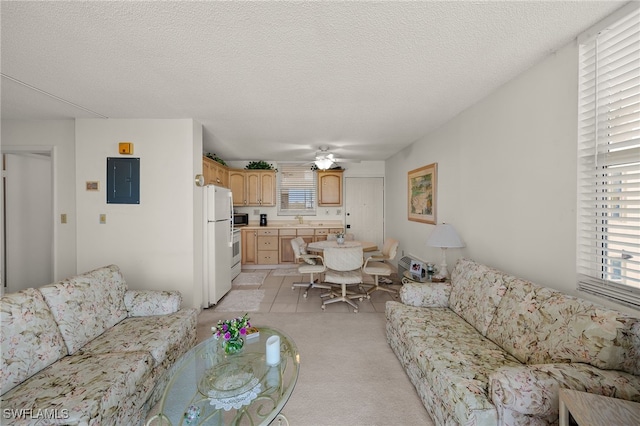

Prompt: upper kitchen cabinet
[
  {"left": 203, "top": 156, "right": 229, "bottom": 188},
  {"left": 317, "top": 170, "right": 343, "bottom": 206},
  {"left": 230, "top": 169, "right": 276, "bottom": 206}
]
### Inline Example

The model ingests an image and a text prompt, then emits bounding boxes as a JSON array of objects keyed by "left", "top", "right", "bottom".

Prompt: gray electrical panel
[{"left": 107, "top": 157, "right": 140, "bottom": 204}]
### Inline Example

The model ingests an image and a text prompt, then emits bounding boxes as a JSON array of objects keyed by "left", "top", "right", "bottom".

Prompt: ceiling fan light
[{"left": 314, "top": 158, "right": 334, "bottom": 170}]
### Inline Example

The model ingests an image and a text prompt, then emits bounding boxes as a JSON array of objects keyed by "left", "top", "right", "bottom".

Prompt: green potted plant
[
  {"left": 245, "top": 160, "right": 277, "bottom": 171},
  {"left": 205, "top": 153, "right": 227, "bottom": 166}
]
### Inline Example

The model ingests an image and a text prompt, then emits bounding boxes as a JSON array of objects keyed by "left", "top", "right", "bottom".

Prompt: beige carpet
[
  {"left": 232, "top": 271, "right": 268, "bottom": 285},
  {"left": 213, "top": 289, "right": 265, "bottom": 312},
  {"left": 191, "top": 310, "right": 434, "bottom": 425}
]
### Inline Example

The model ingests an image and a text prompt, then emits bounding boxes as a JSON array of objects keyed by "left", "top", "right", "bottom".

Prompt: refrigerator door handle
[{"left": 228, "top": 191, "right": 234, "bottom": 247}]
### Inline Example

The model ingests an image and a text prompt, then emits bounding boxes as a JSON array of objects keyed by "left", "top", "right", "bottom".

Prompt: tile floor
[{"left": 216, "top": 268, "right": 401, "bottom": 314}]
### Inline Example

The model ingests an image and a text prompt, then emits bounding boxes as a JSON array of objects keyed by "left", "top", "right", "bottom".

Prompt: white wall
[
  {"left": 1, "top": 120, "right": 77, "bottom": 281},
  {"left": 75, "top": 119, "right": 203, "bottom": 308},
  {"left": 386, "top": 40, "right": 634, "bottom": 314}
]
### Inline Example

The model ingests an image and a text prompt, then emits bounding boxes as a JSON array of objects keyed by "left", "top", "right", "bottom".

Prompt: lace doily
[{"left": 205, "top": 367, "right": 261, "bottom": 411}]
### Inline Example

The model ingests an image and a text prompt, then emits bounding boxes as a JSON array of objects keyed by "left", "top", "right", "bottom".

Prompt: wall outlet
[
  {"left": 337, "top": 209, "right": 342, "bottom": 215},
  {"left": 325, "top": 209, "right": 330, "bottom": 215},
  {"left": 253, "top": 209, "right": 260, "bottom": 215},
  {"left": 99, "top": 214, "right": 106, "bottom": 224},
  {"left": 61, "top": 214, "right": 67, "bottom": 224}
]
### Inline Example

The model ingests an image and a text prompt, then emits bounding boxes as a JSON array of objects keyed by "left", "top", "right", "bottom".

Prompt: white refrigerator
[{"left": 204, "top": 185, "right": 233, "bottom": 306}]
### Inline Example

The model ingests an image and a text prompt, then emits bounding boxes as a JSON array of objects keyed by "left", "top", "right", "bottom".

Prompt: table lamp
[{"left": 426, "top": 223, "right": 465, "bottom": 280}]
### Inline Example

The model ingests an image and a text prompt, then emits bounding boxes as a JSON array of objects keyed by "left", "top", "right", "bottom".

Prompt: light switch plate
[{"left": 99, "top": 214, "right": 106, "bottom": 224}]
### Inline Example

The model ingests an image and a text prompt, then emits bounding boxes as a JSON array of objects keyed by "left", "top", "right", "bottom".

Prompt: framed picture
[
  {"left": 86, "top": 181, "right": 99, "bottom": 191},
  {"left": 410, "top": 259, "right": 426, "bottom": 282},
  {"left": 408, "top": 163, "right": 437, "bottom": 224}
]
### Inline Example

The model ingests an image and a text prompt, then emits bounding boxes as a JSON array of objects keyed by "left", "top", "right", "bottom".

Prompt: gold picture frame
[{"left": 408, "top": 163, "right": 437, "bottom": 224}]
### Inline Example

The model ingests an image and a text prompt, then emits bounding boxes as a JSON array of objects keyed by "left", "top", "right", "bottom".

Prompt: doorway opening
[{"left": 2, "top": 147, "right": 54, "bottom": 294}]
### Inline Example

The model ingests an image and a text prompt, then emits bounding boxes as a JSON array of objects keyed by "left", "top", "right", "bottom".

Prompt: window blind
[
  {"left": 277, "top": 163, "right": 317, "bottom": 215},
  {"left": 577, "top": 4, "right": 640, "bottom": 308}
]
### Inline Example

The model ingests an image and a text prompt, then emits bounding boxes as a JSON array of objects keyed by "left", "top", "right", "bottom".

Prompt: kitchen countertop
[{"left": 240, "top": 222, "right": 344, "bottom": 230}]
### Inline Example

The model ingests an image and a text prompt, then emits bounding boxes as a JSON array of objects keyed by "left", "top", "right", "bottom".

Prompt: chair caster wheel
[
  {"left": 291, "top": 286, "right": 295, "bottom": 291},
  {"left": 353, "top": 309, "right": 358, "bottom": 313},
  {"left": 321, "top": 305, "right": 326, "bottom": 311},
  {"left": 303, "top": 293, "right": 308, "bottom": 298}
]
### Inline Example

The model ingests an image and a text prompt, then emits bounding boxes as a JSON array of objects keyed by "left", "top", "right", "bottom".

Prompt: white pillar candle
[{"left": 266, "top": 335, "right": 281, "bottom": 366}]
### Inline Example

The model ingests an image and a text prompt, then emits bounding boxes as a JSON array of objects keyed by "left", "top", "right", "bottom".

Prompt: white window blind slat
[
  {"left": 576, "top": 3, "right": 640, "bottom": 308},
  {"left": 277, "top": 163, "right": 317, "bottom": 215}
]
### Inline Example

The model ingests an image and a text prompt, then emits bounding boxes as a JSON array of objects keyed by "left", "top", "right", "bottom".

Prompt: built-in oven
[{"left": 231, "top": 229, "right": 241, "bottom": 280}]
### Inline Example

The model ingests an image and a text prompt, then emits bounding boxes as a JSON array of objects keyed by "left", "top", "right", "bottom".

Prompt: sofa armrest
[
  {"left": 124, "top": 290, "right": 182, "bottom": 317},
  {"left": 489, "top": 363, "right": 640, "bottom": 418},
  {"left": 399, "top": 281, "right": 450, "bottom": 308}
]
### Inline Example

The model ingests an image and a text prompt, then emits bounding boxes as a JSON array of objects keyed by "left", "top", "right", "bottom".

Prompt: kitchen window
[
  {"left": 277, "top": 163, "right": 317, "bottom": 216},
  {"left": 576, "top": 3, "right": 640, "bottom": 308}
]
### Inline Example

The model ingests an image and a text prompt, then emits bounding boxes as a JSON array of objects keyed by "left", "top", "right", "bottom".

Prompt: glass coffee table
[{"left": 147, "top": 327, "right": 299, "bottom": 426}]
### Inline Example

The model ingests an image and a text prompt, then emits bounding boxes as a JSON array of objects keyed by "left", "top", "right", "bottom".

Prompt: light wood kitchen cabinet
[
  {"left": 314, "top": 228, "right": 329, "bottom": 242},
  {"left": 257, "top": 228, "right": 279, "bottom": 265},
  {"left": 296, "top": 229, "right": 315, "bottom": 245},
  {"left": 229, "top": 170, "right": 246, "bottom": 206},
  {"left": 279, "top": 229, "right": 297, "bottom": 264},
  {"left": 203, "top": 156, "right": 229, "bottom": 188},
  {"left": 241, "top": 229, "right": 258, "bottom": 265},
  {"left": 317, "top": 170, "right": 343, "bottom": 206},
  {"left": 247, "top": 171, "right": 276, "bottom": 206},
  {"left": 230, "top": 169, "right": 276, "bottom": 207},
  {"left": 241, "top": 226, "right": 345, "bottom": 265}
]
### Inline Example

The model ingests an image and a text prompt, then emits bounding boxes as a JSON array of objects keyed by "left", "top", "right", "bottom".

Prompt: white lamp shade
[{"left": 426, "top": 223, "right": 465, "bottom": 248}]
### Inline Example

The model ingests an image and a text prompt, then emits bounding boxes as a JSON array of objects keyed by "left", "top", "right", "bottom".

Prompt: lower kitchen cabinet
[
  {"left": 241, "top": 226, "right": 345, "bottom": 265},
  {"left": 241, "top": 229, "right": 258, "bottom": 265},
  {"left": 257, "top": 229, "right": 279, "bottom": 265},
  {"left": 279, "top": 229, "right": 297, "bottom": 264}
]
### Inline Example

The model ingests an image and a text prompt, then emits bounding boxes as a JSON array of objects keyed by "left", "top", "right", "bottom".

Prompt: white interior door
[
  {"left": 344, "top": 177, "right": 384, "bottom": 249},
  {"left": 3, "top": 152, "right": 53, "bottom": 293}
]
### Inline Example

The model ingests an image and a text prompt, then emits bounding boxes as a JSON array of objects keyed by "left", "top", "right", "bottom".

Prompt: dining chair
[
  {"left": 362, "top": 238, "right": 399, "bottom": 298},
  {"left": 290, "top": 237, "right": 330, "bottom": 298},
  {"left": 322, "top": 246, "right": 365, "bottom": 313}
]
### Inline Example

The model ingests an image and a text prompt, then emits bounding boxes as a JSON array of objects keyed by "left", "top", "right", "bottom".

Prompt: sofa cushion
[
  {"left": 486, "top": 279, "right": 640, "bottom": 375},
  {"left": 1, "top": 288, "right": 68, "bottom": 396},
  {"left": 124, "top": 290, "right": 182, "bottom": 317},
  {"left": 0, "top": 351, "right": 153, "bottom": 425},
  {"left": 39, "top": 265, "right": 128, "bottom": 354},
  {"left": 78, "top": 308, "right": 198, "bottom": 370},
  {"left": 448, "top": 259, "right": 511, "bottom": 336},
  {"left": 386, "top": 301, "right": 522, "bottom": 425}
]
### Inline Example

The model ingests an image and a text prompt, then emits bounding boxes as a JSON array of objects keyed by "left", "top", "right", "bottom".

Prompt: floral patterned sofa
[
  {"left": 386, "top": 258, "right": 640, "bottom": 425},
  {"left": 1, "top": 265, "right": 198, "bottom": 425}
]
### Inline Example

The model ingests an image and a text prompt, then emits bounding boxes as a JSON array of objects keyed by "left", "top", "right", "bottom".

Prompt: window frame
[
  {"left": 576, "top": 2, "right": 640, "bottom": 309},
  {"left": 276, "top": 162, "right": 317, "bottom": 216}
]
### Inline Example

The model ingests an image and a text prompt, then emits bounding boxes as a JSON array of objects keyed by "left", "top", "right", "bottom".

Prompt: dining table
[{"left": 307, "top": 240, "right": 378, "bottom": 253}]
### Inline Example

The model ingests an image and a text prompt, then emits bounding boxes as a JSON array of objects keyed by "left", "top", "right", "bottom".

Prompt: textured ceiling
[{"left": 0, "top": 1, "right": 627, "bottom": 163}]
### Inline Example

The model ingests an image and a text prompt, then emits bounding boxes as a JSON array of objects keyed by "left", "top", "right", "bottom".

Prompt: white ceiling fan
[{"left": 312, "top": 146, "right": 358, "bottom": 170}]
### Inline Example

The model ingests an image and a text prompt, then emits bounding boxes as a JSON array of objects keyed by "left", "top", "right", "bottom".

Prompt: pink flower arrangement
[{"left": 211, "top": 313, "right": 250, "bottom": 341}]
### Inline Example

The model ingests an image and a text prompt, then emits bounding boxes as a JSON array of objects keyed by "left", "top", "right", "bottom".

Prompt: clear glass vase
[
  {"left": 336, "top": 236, "right": 345, "bottom": 245},
  {"left": 222, "top": 337, "right": 244, "bottom": 354}
]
